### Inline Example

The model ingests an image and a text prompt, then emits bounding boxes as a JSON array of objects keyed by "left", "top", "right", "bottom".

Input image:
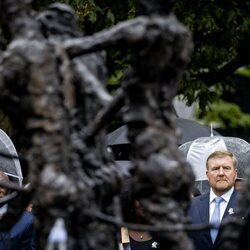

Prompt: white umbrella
[
  {"left": 0, "top": 129, "right": 23, "bottom": 187},
  {"left": 179, "top": 136, "right": 250, "bottom": 193}
]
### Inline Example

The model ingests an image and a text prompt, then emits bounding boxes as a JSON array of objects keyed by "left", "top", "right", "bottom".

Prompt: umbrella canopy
[
  {"left": 179, "top": 136, "right": 250, "bottom": 193},
  {"left": 106, "top": 118, "right": 220, "bottom": 146},
  {"left": 0, "top": 129, "right": 23, "bottom": 187},
  {"left": 176, "top": 118, "right": 220, "bottom": 145}
]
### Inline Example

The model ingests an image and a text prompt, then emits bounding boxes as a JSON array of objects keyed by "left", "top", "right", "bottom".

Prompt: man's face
[{"left": 206, "top": 155, "right": 237, "bottom": 196}]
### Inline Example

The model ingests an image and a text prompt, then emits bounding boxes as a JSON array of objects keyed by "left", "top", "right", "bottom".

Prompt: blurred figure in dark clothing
[
  {"left": 119, "top": 178, "right": 160, "bottom": 250},
  {"left": 0, "top": 170, "right": 35, "bottom": 250}
]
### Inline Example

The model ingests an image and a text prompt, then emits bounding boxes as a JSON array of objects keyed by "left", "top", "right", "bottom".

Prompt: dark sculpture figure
[
  {"left": 4, "top": 0, "right": 246, "bottom": 250},
  {"left": 0, "top": 1, "right": 121, "bottom": 249},
  {"left": 63, "top": 0, "right": 195, "bottom": 250},
  {"left": 37, "top": 4, "right": 122, "bottom": 250}
]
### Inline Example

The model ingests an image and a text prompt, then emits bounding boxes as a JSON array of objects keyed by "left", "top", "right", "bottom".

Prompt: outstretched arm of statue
[{"left": 63, "top": 16, "right": 150, "bottom": 58}]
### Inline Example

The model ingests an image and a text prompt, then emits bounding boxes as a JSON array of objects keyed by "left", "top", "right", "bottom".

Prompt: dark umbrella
[
  {"left": 176, "top": 118, "right": 220, "bottom": 145},
  {"left": 179, "top": 136, "right": 250, "bottom": 193},
  {"left": 0, "top": 129, "right": 23, "bottom": 187},
  {"left": 107, "top": 118, "right": 220, "bottom": 147},
  {"left": 106, "top": 118, "right": 220, "bottom": 165}
]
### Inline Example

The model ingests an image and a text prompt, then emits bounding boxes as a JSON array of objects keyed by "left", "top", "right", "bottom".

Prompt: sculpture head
[{"left": 37, "top": 3, "right": 81, "bottom": 39}]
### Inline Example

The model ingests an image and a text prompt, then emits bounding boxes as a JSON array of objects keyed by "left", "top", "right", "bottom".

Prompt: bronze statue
[
  {"left": 3, "top": 0, "right": 244, "bottom": 250},
  {"left": 62, "top": 0, "right": 195, "bottom": 249},
  {"left": 0, "top": 1, "right": 121, "bottom": 249}
]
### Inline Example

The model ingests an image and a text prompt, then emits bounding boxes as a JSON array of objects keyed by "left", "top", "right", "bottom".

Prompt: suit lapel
[
  {"left": 222, "top": 189, "right": 237, "bottom": 220},
  {"left": 197, "top": 192, "right": 213, "bottom": 244},
  {"left": 198, "top": 192, "right": 210, "bottom": 224}
]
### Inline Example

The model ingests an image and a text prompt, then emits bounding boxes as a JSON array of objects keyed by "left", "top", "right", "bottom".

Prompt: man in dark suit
[
  {"left": 0, "top": 210, "right": 35, "bottom": 250},
  {"left": 0, "top": 171, "right": 35, "bottom": 249},
  {"left": 188, "top": 150, "right": 238, "bottom": 250}
]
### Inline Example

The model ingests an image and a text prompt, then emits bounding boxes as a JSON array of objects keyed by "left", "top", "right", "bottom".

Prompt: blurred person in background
[
  {"left": 0, "top": 170, "right": 35, "bottom": 250},
  {"left": 120, "top": 178, "right": 160, "bottom": 250}
]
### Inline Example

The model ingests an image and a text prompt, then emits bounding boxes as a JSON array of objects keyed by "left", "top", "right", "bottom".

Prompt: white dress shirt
[{"left": 209, "top": 187, "right": 234, "bottom": 222}]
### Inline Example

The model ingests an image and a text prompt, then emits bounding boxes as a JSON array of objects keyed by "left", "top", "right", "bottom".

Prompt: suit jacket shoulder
[
  {"left": 0, "top": 211, "right": 35, "bottom": 250},
  {"left": 189, "top": 192, "right": 210, "bottom": 225}
]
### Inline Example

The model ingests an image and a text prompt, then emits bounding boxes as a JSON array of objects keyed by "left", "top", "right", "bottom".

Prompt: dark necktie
[{"left": 210, "top": 196, "right": 224, "bottom": 243}]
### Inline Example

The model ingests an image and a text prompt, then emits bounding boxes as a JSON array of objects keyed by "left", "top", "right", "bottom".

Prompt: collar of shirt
[
  {"left": 209, "top": 187, "right": 234, "bottom": 204},
  {"left": 209, "top": 187, "right": 234, "bottom": 221}
]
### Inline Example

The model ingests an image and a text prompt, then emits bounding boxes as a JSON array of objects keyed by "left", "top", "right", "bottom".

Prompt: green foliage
[
  {"left": 196, "top": 100, "right": 250, "bottom": 129},
  {"left": 236, "top": 67, "right": 250, "bottom": 78},
  {"left": 175, "top": 0, "right": 250, "bottom": 103},
  {"left": 174, "top": 0, "right": 250, "bottom": 129}
]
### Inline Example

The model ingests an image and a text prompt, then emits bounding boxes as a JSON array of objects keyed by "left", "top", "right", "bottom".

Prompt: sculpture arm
[{"left": 64, "top": 17, "right": 149, "bottom": 58}]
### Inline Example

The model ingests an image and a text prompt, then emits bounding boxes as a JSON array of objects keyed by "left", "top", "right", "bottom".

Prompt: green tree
[{"left": 174, "top": 1, "right": 250, "bottom": 125}]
